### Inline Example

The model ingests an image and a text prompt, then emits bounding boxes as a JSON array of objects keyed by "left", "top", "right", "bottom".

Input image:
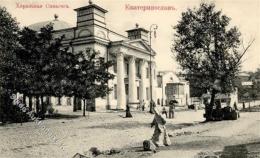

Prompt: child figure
[{"left": 162, "top": 106, "right": 167, "bottom": 118}]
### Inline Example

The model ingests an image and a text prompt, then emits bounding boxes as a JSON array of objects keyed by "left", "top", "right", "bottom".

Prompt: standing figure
[
  {"left": 141, "top": 99, "right": 145, "bottom": 111},
  {"left": 149, "top": 100, "right": 156, "bottom": 113},
  {"left": 151, "top": 107, "right": 171, "bottom": 147},
  {"left": 161, "top": 106, "right": 167, "bottom": 118},
  {"left": 125, "top": 104, "right": 132, "bottom": 118},
  {"left": 168, "top": 100, "right": 176, "bottom": 119}
]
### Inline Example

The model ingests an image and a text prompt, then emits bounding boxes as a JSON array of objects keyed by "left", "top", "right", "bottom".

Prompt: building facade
[
  {"left": 156, "top": 71, "right": 190, "bottom": 107},
  {"left": 28, "top": 2, "right": 157, "bottom": 110}
]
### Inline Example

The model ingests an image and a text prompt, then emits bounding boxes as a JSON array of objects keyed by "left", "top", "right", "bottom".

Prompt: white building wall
[
  {"left": 156, "top": 72, "right": 190, "bottom": 106},
  {"left": 93, "top": 44, "right": 109, "bottom": 110}
]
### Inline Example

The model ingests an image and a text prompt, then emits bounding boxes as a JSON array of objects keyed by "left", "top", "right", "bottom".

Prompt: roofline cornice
[{"left": 110, "top": 41, "right": 156, "bottom": 56}]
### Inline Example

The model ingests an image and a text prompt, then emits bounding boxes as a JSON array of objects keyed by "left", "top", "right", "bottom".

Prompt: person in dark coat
[
  {"left": 169, "top": 100, "right": 177, "bottom": 119},
  {"left": 141, "top": 99, "right": 145, "bottom": 111}
]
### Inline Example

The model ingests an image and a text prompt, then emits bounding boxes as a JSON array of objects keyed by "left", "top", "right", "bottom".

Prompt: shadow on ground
[
  {"left": 45, "top": 113, "right": 81, "bottom": 120},
  {"left": 166, "top": 122, "right": 198, "bottom": 131},
  {"left": 96, "top": 140, "right": 260, "bottom": 158},
  {"left": 219, "top": 141, "right": 260, "bottom": 158},
  {"left": 131, "top": 140, "right": 260, "bottom": 158},
  {"left": 81, "top": 121, "right": 150, "bottom": 130},
  {"left": 80, "top": 120, "right": 203, "bottom": 130}
]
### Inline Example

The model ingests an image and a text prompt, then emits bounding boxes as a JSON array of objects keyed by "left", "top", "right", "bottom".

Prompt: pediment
[
  {"left": 122, "top": 39, "right": 155, "bottom": 55},
  {"left": 110, "top": 39, "right": 156, "bottom": 56},
  {"left": 129, "top": 41, "right": 147, "bottom": 50}
]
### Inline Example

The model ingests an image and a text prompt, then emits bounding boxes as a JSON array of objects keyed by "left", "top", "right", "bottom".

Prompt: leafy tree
[
  {"left": 0, "top": 7, "right": 114, "bottom": 121},
  {"left": 235, "top": 68, "right": 260, "bottom": 102},
  {"left": 172, "top": 3, "right": 254, "bottom": 120},
  {"left": 247, "top": 68, "right": 260, "bottom": 102},
  {"left": 16, "top": 24, "right": 78, "bottom": 118},
  {"left": 16, "top": 24, "right": 114, "bottom": 118},
  {"left": 0, "top": 6, "right": 20, "bottom": 122},
  {"left": 67, "top": 49, "right": 114, "bottom": 116},
  {"left": 234, "top": 78, "right": 248, "bottom": 101},
  {"left": 250, "top": 68, "right": 260, "bottom": 100}
]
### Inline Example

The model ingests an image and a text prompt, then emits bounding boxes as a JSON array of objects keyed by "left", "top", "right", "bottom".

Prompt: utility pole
[
  {"left": 149, "top": 24, "right": 158, "bottom": 113},
  {"left": 159, "top": 72, "right": 164, "bottom": 106}
]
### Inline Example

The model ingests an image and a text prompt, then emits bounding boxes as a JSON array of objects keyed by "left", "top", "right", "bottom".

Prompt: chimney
[
  {"left": 126, "top": 24, "right": 149, "bottom": 43},
  {"left": 74, "top": 1, "right": 108, "bottom": 27}
]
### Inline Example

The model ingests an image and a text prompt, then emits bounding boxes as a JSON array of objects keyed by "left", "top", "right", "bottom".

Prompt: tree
[
  {"left": 0, "top": 6, "right": 20, "bottom": 123},
  {"left": 14, "top": 24, "right": 114, "bottom": 118},
  {"left": 67, "top": 49, "right": 114, "bottom": 116},
  {"left": 234, "top": 68, "right": 260, "bottom": 104},
  {"left": 0, "top": 8, "right": 114, "bottom": 121},
  {"left": 250, "top": 68, "right": 260, "bottom": 100},
  {"left": 172, "top": 3, "right": 254, "bottom": 120},
  {"left": 248, "top": 68, "right": 260, "bottom": 104},
  {"left": 16, "top": 24, "right": 79, "bottom": 118}
]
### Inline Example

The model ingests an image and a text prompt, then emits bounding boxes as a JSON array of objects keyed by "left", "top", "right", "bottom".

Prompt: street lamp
[{"left": 149, "top": 24, "right": 158, "bottom": 113}]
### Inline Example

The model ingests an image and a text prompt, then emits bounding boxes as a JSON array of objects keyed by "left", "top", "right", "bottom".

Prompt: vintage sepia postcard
[{"left": 0, "top": 0, "right": 259, "bottom": 157}]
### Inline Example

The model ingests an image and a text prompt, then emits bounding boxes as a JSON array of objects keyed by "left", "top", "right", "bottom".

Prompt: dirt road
[
  {"left": 0, "top": 109, "right": 259, "bottom": 158},
  {"left": 150, "top": 112, "right": 260, "bottom": 158},
  {"left": 97, "top": 111, "right": 260, "bottom": 158}
]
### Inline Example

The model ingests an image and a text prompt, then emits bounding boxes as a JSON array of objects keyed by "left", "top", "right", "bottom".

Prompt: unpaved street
[{"left": 0, "top": 108, "right": 259, "bottom": 158}]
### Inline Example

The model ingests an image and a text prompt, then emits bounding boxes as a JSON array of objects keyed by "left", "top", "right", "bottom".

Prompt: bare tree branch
[{"left": 235, "top": 38, "right": 255, "bottom": 67}]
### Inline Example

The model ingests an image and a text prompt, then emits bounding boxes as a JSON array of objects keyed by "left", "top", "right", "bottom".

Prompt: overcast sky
[{"left": 1, "top": 0, "right": 259, "bottom": 72}]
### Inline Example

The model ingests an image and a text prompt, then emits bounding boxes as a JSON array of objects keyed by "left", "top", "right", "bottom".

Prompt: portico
[{"left": 110, "top": 40, "right": 156, "bottom": 109}]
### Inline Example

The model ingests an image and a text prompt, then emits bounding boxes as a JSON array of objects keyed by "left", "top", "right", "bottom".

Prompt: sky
[{"left": 1, "top": 0, "right": 259, "bottom": 72}]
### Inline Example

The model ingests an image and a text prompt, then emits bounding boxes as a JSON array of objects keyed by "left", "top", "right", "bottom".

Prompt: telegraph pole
[{"left": 149, "top": 24, "right": 158, "bottom": 113}]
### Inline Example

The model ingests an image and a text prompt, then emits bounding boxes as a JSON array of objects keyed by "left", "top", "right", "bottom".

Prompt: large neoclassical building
[{"left": 28, "top": 2, "right": 157, "bottom": 110}]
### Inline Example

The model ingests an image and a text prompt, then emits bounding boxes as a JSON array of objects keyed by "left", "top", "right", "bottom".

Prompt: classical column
[
  {"left": 116, "top": 52, "right": 126, "bottom": 109},
  {"left": 128, "top": 56, "right": 137, "bottom": 103},
  {"left": 139, "top": 59, "right": 146, "bottom": 103}
]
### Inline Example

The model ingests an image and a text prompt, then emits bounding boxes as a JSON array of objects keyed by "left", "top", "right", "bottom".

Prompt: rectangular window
[
  {"left": 179, "top": 85, "right": 184, "bottom": 95},
  {"left": 125, "top": 84, "right": 129, "bottom": 95},
  {"left": 126, "top": 63, "right": 129, "bottom": 75},
  {"left": 157, "top": 76, "right": 162, "bottom": 88},
  {"left": 172, "top": 84, "right": 184, "bottom": 95},
  {"left": 114, "top": 84, "right": 117, "bottom": 99},
  {"left": 136, "top": 62, "right": 140, "bottom": 78},
  {"left": 146, "top": 68, "right": 149, "bottom": 78},
  {"left": 137, "top": 87, "right": 140, "bottom": 100},
  {"left": 146, "top": 87, "right": 149, "bottom": 100}
]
